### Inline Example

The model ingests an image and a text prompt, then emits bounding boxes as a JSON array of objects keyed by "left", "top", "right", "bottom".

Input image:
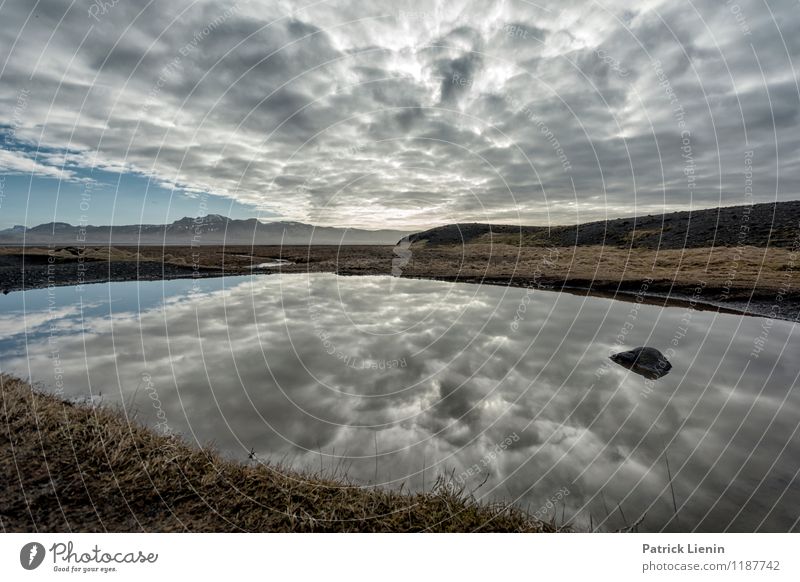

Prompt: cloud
[
  {"left": 0, "top": 0, "right": 798, "bottom": 229},
  {"left": 0, "top": 149, "right": 85, "bottom": 182}
]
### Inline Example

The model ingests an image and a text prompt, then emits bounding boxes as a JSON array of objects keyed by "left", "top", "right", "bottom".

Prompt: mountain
[
  {"left": 0, "top": 215, "right": 409, "bottom": 245},
  {"left": 406, "top": 201, "right": 800, "bottom": 249}
]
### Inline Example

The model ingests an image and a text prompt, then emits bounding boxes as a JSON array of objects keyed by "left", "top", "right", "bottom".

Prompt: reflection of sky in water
[{"left": 1, "top": 274, "right": 798, "bottom": 532}]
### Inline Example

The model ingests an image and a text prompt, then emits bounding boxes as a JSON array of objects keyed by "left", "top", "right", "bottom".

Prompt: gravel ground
[{"left": 0, "top": 259, "right": 224, "bottom": 294}]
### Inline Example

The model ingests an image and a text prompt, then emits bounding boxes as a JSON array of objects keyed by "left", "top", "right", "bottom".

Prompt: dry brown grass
[
  {"left": 6, "top": 244, "right": 796, "bottom": 294},
  {"left": 404, "top": 243, "right": 798, "bottom": 295},
  {"left": 4, "top": 243, "right": 795, "bottom": 314},
  {"left": 0, "top": 246, "right": 149, "bottom": 263},
  {"left": 0, "top": 375, "right": 556, "bottom": 533},
  {"left": 0, "top": 245, "right": 396, "bottom": 273}
]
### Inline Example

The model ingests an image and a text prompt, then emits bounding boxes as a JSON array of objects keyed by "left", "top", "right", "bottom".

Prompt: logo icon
[{"left": 20, "top": 542, "right": 46, "bottom": 570}]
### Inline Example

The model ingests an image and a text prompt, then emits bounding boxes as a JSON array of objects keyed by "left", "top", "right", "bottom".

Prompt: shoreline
[
  {"left": 3, "top": 267, "right": 795, "bottom": 324},
  {"left": 0, "top": 260, "right": 227, "bottom": 294},
  {"left": 1, "top": 244, "right": 797, "bottom": 322},
  {"left": 397, "top": 274, "right": 796, "bottom": 321},
  {"left": 0, "top": 374, "right": 556, "bottom": 533}
]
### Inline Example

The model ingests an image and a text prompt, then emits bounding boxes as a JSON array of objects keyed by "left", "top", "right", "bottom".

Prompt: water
[
  {"left": 1, "top": 273, "right": 798, "bottom": 532},
  {"left": 251, "top": 259, "right": 293, "bottom": 268}
]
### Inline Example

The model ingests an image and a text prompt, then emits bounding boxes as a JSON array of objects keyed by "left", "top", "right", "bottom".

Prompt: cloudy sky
[{"left": 1, "top": 0, "right": 798, "bottom": 229}]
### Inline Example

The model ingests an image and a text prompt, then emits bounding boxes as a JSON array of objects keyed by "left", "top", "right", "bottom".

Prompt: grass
[
  {"left": 403, "top": 243, "right": 798, "bottom": 294},
  {"left": 0, "top": 375, "right": 557, "bottom": 533},
  {"left": 6, "top": 243, "right": 796, "bottom": 304}
]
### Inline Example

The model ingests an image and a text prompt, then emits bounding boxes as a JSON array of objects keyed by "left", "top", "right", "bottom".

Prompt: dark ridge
[{"left": 406, "top": 201, "right": 800, "bottom": 249}]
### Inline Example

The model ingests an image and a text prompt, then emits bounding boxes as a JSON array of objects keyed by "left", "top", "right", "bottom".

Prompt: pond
[{"left": 0, "top": 273, "right": 798, "bottom": 532}]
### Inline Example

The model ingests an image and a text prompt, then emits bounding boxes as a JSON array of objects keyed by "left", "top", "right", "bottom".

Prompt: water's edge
[{"left": 3, "top": 267, "right": 796, "bottom": 323}]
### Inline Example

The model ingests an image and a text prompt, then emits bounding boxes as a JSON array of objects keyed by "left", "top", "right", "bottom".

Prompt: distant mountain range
[
  {"left": 408, "top": 201, "right": 800, "bottom": 249},
  {"left": 5, "top": 201, "right": 797, "bottom": 248},
  {"left": 0, "top": 215, "right": 410, "bottom": 246}
]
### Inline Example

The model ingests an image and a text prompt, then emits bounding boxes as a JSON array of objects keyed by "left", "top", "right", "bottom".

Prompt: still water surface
[{"left": 0, "top": 273, "right": 797, "bottom": 531}]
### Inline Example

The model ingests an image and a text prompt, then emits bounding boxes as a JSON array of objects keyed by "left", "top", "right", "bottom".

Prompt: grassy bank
[
  {"left": 0, "top": 375, "right": 555, "bottom": 532},
  {"left": 4, "top": 244, "right": 797, "bottom": 321}
]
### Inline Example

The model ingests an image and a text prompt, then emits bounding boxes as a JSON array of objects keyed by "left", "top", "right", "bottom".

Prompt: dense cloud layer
[{"left": 1, "top": 0, "right": 798, "bottom": 228}]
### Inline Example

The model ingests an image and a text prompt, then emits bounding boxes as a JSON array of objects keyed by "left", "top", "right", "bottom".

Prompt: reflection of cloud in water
[{"left": 1, "top": 274, "right": 799, "bottom": 532}]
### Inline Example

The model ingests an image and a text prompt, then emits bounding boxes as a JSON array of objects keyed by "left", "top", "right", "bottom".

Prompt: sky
[{"left": 0, "top": 0, "right": 798, "bottom": 230}]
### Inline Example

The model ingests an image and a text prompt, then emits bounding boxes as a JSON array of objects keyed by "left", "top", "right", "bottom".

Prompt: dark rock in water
[{"left": 610, "top": 347, "right": 672, "bottom": 380}]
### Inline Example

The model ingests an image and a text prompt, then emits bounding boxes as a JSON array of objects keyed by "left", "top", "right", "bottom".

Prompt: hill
[{"left": 406, "top": 201, "right": 800, "bottom": 249}]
